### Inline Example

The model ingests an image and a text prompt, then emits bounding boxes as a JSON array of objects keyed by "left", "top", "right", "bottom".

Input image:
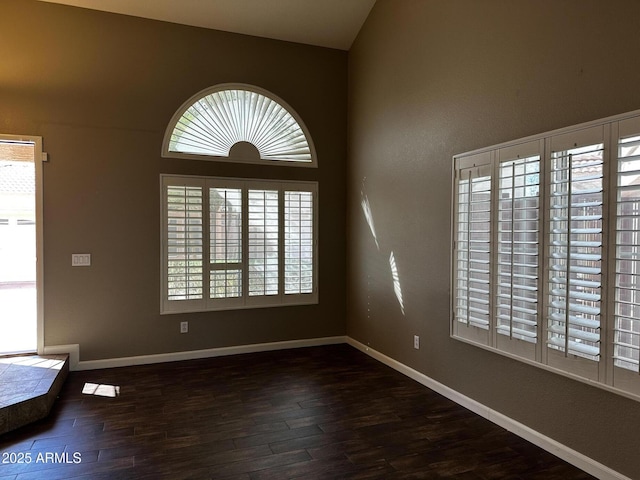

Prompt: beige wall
[
  {"left": 348, "top": 0, "right": 640, "bottom": 477},
  {"left": 0, "top": 0, "right": 347, "bottom": 360}
]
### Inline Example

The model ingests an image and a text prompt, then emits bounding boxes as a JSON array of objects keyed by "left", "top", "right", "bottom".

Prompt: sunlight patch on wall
[
  {"left": 389, "top": 251, "right": 405, "bottom": 315},
  {"left": 360, "top": 178, "right": 379, "bottom": 250}
]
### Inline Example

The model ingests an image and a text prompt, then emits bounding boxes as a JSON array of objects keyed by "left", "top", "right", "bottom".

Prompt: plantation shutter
[
  {"left": 495, "top": 142, "right": 542, "bottom": 358},
  {"left": 162, "top": 176, "right": 318, "bottom": 313},
  {"left": 163, "top": 178, "right": 205, "bottom": 313},
  {"left": 450, "top": 110, "right": 640, "bottom": 398},
  {"left": 613, "top": 117, "right": 640, "bottom": 392},
  {"left": 209, "top": 185, "right": 242, "bottom": 301},
  {"left": 248, "top": 189, "right": 279, "bottom": 297},
  {"left": 546, "top": 127, "right": 604, "bottom": 378},
  {"left": 453, "top": 152, "right": 492, "bottom": 344},
  {"left": 284, "top": 190, "right": 314, "bottom": 295},
  {"left": 164, "top": 85, "right": 316, "bottom": 166}
]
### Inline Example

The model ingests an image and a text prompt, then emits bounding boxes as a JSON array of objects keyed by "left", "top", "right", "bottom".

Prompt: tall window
[
  {"left": 452, "top": 112, "right": 640, "bottom": 399},
  {"left": 162, "top": 177, "right": 317, "bottom": 313},
  {"left": 161, "top": 84, "right": 318, "bottom": 314}
]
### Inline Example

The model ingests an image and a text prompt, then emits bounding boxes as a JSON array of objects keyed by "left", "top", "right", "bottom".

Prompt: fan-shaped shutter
[{"left": 163, "top": 85, "right": 316, "bottom": 166}]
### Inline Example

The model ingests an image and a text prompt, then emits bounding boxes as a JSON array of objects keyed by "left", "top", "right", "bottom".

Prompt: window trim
[
  {"left": 161, "top": 83, "right": 317, "bottom": 168},
  {"left": 451, "top": 108, "right": 640, "bottom": 402},
  {"left": 160, "top": 174, "right": 318, "bottom": 314}
]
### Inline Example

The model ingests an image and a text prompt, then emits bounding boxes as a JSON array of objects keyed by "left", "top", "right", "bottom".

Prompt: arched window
[
  {"left": 162, "top": 84, "right": 316, "bottom": 167},
  {"left": 160, "top": 84, "right": 318, "bottom": 314}
]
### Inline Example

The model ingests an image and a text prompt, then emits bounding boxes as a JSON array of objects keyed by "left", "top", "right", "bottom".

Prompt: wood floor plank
[{"left": 0, "top": 345, "right": 594, "bottom": 479}]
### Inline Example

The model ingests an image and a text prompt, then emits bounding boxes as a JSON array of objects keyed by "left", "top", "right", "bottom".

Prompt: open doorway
[{"left": 0, "top": 137, "right": 42, "bottom": 355}]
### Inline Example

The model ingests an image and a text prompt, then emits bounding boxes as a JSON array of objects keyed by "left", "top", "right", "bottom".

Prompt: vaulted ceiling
[{"left": 37, "top": 0, "right": 376, "bottom": 50}]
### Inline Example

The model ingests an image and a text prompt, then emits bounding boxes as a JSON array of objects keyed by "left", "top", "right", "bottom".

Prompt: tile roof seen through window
[{"left": 0, "top": 142, "right": 35, "bottom": 195}]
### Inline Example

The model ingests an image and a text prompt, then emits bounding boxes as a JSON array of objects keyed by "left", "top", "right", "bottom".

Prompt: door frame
[{"left": 0, "top": 134, "right": 44, "bottom": 354}]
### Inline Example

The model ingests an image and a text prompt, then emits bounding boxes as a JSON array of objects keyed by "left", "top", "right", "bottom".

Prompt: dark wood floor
[{"left": 0, "top": 344, "right": 593, "bottom": 479}]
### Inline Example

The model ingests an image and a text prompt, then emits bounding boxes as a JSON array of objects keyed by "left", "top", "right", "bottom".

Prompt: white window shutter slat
[
  {"left": 209, "top": 187, "right": 242, "bottom": 299},
  {"left": 547, "top": 143, "right": 603, "bottom": 361},
  {"left": 614, "top": 133, "right": 640, "bottom": 372},
  {"left": 284, "top": 191, "right": 314, "bottom": 295},
  {"left": 455, "top": 170, "right": 492, "bottom": 331},
  {"left": 496, "top": 155, "right": 540, "bottom": 343},
  {"left": 248, "top": 189, "right": 279, "bottom": 296},
  {"left": 166, "top": 185, "right": 204, "bottom": 301}
]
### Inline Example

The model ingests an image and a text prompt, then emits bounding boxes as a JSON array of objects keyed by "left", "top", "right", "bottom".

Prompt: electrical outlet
[
  {"left": 414, "top": 335, "right": 420, "bottom": 349},
  {"left": 180, "top": 321, "right": 188, "bottom": 334},
  {"left": 72, "top": 253, "right": 91, "bottom": 267}
]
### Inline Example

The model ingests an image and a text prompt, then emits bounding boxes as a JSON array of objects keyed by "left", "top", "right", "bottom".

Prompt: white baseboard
[
  {"left": 346, "top": 337, "right": 630, "bottom": 480},
  {"left": 43, "top": 343, "right": 80, "bottom": 371},
  {"left": 51, "top": 336, "right": 347, "bottom": 371}
]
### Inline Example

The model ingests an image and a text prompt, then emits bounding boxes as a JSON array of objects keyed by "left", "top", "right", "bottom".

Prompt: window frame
[
  {"left": 161, "top": 83, "right": 317, "bottom": 168},
  {"left": 451, "top": 109, "right": 640, "bottom": 402},
  {"left": 161, "top": 174, "right": 318, "bottom": 314}
]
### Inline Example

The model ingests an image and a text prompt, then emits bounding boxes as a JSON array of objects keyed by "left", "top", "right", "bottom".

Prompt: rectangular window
[
  {"left": 451, "top": 111, "right": 640, "bottom": 400},
  {"left": 161, "top": 176, "right": 317, "bottom": 313}
]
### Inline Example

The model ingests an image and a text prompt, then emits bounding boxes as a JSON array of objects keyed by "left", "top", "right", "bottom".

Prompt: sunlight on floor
[
  {"left": 0, "top": 356, "right": 64, "bottom": 370},
  {"left": 82, "top": 383, "right": 121, "bottom": 398}
]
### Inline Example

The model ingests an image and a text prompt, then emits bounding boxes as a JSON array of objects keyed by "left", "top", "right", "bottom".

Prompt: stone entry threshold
[{"left": 0, "top": 354, "right": 69, "bottom": 435}]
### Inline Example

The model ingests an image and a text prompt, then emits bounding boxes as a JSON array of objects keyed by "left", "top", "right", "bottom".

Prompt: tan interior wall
[
  {"left": 0, "top": 0, "right": 347, "bottom": 361},
  {"left": 347, "top": 0, "right": 640, "bottom": 477}
]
